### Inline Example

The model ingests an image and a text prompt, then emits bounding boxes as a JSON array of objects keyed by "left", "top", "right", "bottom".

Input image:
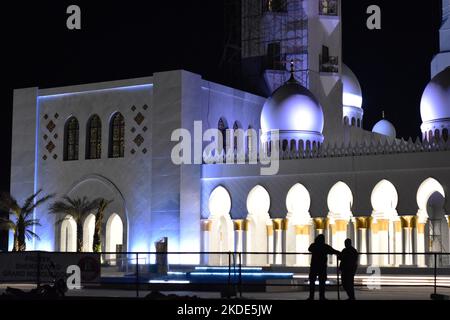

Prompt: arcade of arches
[{"left": 201, "top": 178, "right": 449, "bottom": 267}]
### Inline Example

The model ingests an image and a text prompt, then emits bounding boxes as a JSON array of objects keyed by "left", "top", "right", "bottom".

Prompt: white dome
[
  {"left": 420, "top": 68, "right": 450, "bottom": 123},
  {"left": 342, "top": 64, "right": 363, "bottom": 108},
  {"left": 372, "top": 119, "right": 396, "bottom": 138},
  {"left": 261, "top": 79, "right": 324, "bottom": 134}
]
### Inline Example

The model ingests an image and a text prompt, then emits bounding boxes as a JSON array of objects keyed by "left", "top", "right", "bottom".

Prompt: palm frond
[
  {"left": 26, "top": 193, "right": 55, "bottom": 216},
  {"left": 23, "top": 219, "right": 41, "bottom": 228},
  {"left": 22, "top": 189, "right": 43, "bottom": 213},
  {"left": 25, "top": 229, "right": 41, "bottom": 241},
  {"left": 0, "top": 217, "right": 16, "bottom": 231},
  {"left": 0, "top": 192, "right": 20, "bottom": 215}
]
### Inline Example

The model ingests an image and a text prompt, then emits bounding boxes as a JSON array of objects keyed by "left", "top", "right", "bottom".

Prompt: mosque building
[{"left": 10, "top": 0, "right": 450, "bottom": 267}]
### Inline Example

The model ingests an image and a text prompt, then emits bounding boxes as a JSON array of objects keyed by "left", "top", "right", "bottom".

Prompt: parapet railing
[{"left": 0, "top": 251, "right": 449, "bottom": 299}]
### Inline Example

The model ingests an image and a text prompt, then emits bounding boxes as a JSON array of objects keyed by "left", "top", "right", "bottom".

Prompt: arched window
[
  {"left": 443, "top": 128, "right": 449, "bottom": 142},
  {"left": 343, "top": 116, "right": 349, "bottom": 126},
  {"left": 218, "top": 118, "right": 228, "bottom": 153},
  {"left": 64, "top": 117, "right": 79, "bottom": 161},
  {"left": 233, "top": 121, "right": 241, "bottom": 152},
  {"left": 351, "top": 117, "right": 356, "bottom": 127},
  {"left": 109, "top": 113, "right": 125, "bottom": 158},
  {"left": 435, "top": 129, "right": 440, "bottom": 142},
  {"left": 247, "top": 125, "right": 255, "bottom": 157},
  {"left": 428, "top": 130, "right": 433, "bottom": 142},
  {"left": 86, "top": 115, "right": 102, "bottom": 160}
]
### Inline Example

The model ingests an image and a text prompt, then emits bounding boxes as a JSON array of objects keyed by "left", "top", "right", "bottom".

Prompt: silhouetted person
[
  {"left": 307, "top": 234, "right": 340, "bottom": 300},
  {"left": 339, "top": 238, "right": 358, "bottom": 300}
]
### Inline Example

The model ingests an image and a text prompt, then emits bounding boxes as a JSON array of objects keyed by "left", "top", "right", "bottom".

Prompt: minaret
[{"left": 431, "top": 0, "right": 450, "bottom": 77}]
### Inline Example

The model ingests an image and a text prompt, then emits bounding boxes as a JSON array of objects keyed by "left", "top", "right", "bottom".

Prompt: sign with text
[{"left": 0, "top": 252, "right": 101, "bottom": 284}]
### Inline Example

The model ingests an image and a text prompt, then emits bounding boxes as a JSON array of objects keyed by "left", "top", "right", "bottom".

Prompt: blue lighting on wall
[{"left": 38, "top": 84, "right": 153, "bottom": 101}]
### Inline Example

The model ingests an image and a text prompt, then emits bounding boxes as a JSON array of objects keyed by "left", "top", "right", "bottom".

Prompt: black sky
[{"left": 0, "top": 0, "right": 442, "bottom": 193}]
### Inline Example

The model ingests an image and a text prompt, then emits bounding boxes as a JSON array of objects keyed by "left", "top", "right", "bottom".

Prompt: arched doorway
[
  {"left": 83, "top": 214, "right": 95, "bottom": 252},
  {"left": 327, "top": 182, "right": 353, "bottom": 258},
  {"left": 371, "top": 179, "right": 400, "bottom": 266},
  {"left": 106, "top": 213, "right": 124, "bottom": 265},
  {"left": 285, "top": 183, "right": 312, "bottom": 266},
  {"left": 206, "top": 186, "right": 234, "bottom": 266},
  {"left": 246, "top": 185, "right": 272, "bottom": 266},
  {"left": 417, "top": 178, "right": 447, "bottom": 266},
  {"left": 60, "top": 216, "right": 77, "bottom": 252}
]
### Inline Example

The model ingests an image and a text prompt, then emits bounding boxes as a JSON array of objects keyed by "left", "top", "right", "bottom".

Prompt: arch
[
  {"left": 282, "top": 139, "right": 289, "bottom": 151},
  {"left": 443, "top": 128, "right": 449, "bottom": 142},
  {"left": 434, "top": 129, "right": 440, "bottom": 142},
  {"left": 299, "top": 139, "right": 304, "bottom": 150},
  {"left": 246, "top": 185, "right": 272, "bottom": 266},
  {"left": 64, "top": 117, "right": 79, "bottom": 161},
  {"left": 109, "top": 112, "right": 125, "bottom": 158},
  {"left": 86, "top": 114, "right": 102, "bottom": 159},
  {"left": 207, "top": 186, "right": 234, "bottom": 265},
  {"left": 246, "top": 125, "right": 257, "bottom": 158},
  {"left": 370, "top": 179, "right": 399, "bottom": 266},
  {"left": 82, "top": 214, "right": 96, "bottom": 252},
  {"left": 371, "top": 179, "right": 399, "bottom": 216},
  {"left": 429, "top": 130, "right": 433, "bottom": 142},
  {"left": 60, "top": 216, "right": 77, "bottom": 252},
  {"left": 218, "top": 118, "right": 229, "bottom": 153},
  {"left": 306, "top": 140, "right": 311, "bottom": 151},
  {"left": 285, "top": 183, "right": 312, "bottom": 266},
  {"left": 416, "top": 178, "right": 446, "bottom": 266},
  {"left": 327, "top": 181, "right": 353, "bottom": 217},
  {"left": 343, "top": 116, "right": 349, "bottom": 126},
  {"left": 351, "top": 117, "right": 356, "bottom": 127},
  {"left": 357, "top": 118, "right": 361, "bottom": 128},
  {"left": 208, "top": 185, "right": 232, "bottom": 219},
  {"left": 417, "top": 178, "right": 445, "bottom": 213},
  {"left": 290, "top": 139, "right": 297, "bottom": 151},
  {"left": 286, "top": 183, "right": 311, "bottom": 219},
  {"left": 106, "top": 213, "right": 124, "bottom": 265},
  {"left": 65, "top": 174, "right": 129, "bottom": 252}
]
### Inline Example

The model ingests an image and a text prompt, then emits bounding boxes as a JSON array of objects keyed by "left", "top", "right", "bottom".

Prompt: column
[
  {"left": 234, "top": 220, "right": 244, "bottom": 255},
  {"left": 369, "top": 218, "right": 378, "bottom": 266},
  {"left": 296, "top": 224, "right": 311, "bottom": 266},
  {"left": 272, "top": 219, "right": 283, "bottom": 265},
  {"left": 416, "top": 220, "right": 427, "bottom": 267},
  {"left": 376, "top": 219, "right": 390, "bottom": 266},
  {"left": 447, "top": 216, "right": 450, "bottom": 255},
  {"left": 330, "top": 220, "right": 348, "bottom": 265},
  {"left": 313, "top": 218, "right": 327, "bottom": 237},
  {"left": 281, "top": 219, "right": 289, "bottom": 266},
  {"left": 355, "top": 217, "right": 369, "bottom": 265},
  {"left": 332, "top": 220, "right": 348, "bottom": 251},
  {"left": 243, "top": 219, "right": 250, "bottom": 266},
  {"left": 401, "top": 216, "right": 416, "bottom": 266},
  {"left": 267, "top": 224, "right": 274, "bottom": 265},
  {"left": 201, "top": 220, "right": 212, "bottom": 265},
  {"left": 394, "top": 219, "right": 403, "bottom": 266}
]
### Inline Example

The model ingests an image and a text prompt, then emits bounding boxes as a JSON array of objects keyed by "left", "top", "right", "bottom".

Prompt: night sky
[{"left": 0, "top": 0, "right": 442, "bottom": 193}]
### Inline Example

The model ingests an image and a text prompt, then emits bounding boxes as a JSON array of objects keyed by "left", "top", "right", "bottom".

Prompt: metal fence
[{"left": 1, "top": 251, "right": 449, "bottom": 299}]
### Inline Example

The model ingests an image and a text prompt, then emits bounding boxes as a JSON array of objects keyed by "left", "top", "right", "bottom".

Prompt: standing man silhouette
[
  {"left": 339, "top": 239, "right": 359, "bottom": 300},
  {"left": 307, "top": 234, "right": 340, "bottom": 300}
]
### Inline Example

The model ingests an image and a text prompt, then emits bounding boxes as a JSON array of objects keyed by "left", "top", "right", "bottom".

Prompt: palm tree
[
  {"left": 0, "top": 190, "right": 54, "bottom": 251},
  {"left": 49, "top": 196, "right": 101, "bottom": 252},
  {"left": 93, "top": 199, "right": 112, "bottom": 253}
]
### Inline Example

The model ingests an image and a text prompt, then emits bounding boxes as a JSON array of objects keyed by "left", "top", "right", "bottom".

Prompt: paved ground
[{"left": 1, "top": 284, "right": 449, "bottom": 300}]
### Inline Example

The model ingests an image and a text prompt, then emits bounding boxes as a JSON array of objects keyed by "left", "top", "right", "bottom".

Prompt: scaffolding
[{"left": 241, "top": 0, "right": 309, "bottom": 89}]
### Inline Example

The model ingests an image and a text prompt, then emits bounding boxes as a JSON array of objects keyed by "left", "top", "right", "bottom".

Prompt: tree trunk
[
  {"left": 17, "top": 225, "right": 26, "bottom": 252},
  {"left": 77, "top": 221, "right": 83, "bottom": 252},
  {"left": 12, "top": 233, "right": 18, "bottom": 252},
  {"left": 93, "top": 212, "right": 103, "bottom": 253}
]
